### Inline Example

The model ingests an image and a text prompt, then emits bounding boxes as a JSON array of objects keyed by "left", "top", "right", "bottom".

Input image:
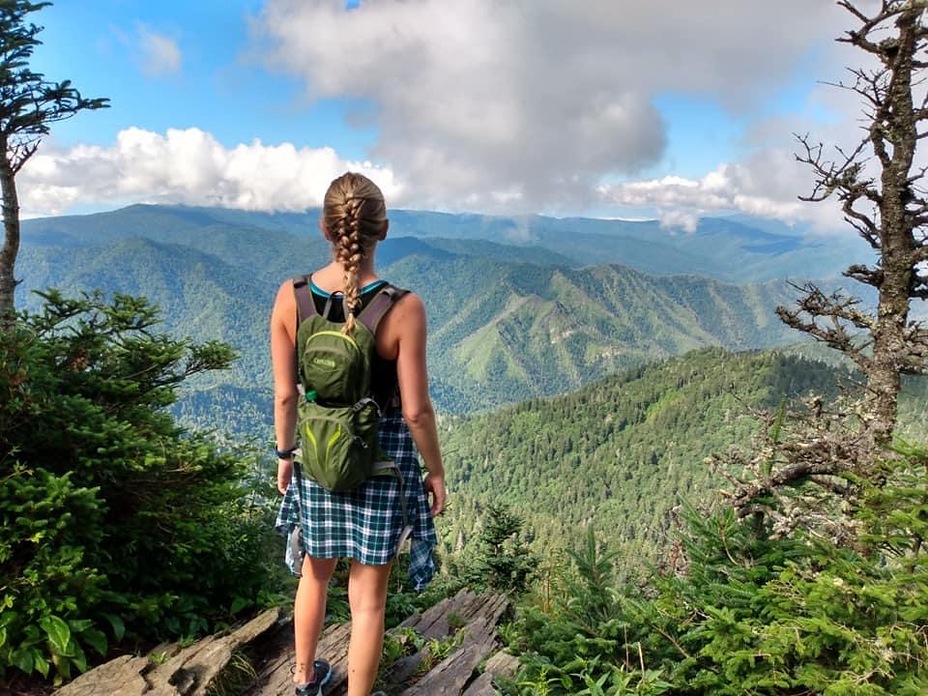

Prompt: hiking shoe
[{"left": 295, "top": 659, "right": 332, "bottom": 696}]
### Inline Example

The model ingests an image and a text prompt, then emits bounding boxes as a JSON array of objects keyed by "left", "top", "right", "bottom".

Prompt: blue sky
[
  {"left": 31, "top": 1, "right": 371, "bottom": 155},
  {"left": 19, "top": 0, "right": 856, "bottom": 230}
]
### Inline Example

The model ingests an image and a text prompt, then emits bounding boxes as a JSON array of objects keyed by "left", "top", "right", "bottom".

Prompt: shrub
[
  {"left": 0, "top": 291, "right": 281, "bottom": 684},
  {"left": 507, "top": 448, "right": 928, "bottom": 695}
]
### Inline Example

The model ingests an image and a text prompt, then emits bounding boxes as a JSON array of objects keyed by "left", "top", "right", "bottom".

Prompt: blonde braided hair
[{"left": 322, "top": 173, "right": 388, "bottom": 333}]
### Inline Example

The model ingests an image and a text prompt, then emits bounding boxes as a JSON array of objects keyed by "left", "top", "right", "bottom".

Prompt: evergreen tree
[{"left": 0, "top": 0, "right": 108, "bottom": 323}]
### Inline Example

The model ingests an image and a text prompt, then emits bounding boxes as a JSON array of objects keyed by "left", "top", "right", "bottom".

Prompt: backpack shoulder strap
[
  {"left": 292, "top": 275, "right": 317, "bottom": 324},
  {"left": 291, "top": 275, "right": 318, "bottom": 383},
  {"left": 357, "top": 283, "right": 409, "bottom": 335}
]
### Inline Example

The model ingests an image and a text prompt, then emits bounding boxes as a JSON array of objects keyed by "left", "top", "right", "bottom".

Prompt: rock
[
  {"left": 54, "top": 609, "right": 281, "bottom": 696},
  {"left": 51, "top": 590, "right": 514, "bottom": 696}
]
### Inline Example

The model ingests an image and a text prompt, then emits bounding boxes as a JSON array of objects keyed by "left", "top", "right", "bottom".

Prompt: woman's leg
[
  {"left": 293, "top": 555, "right": 339, "bottom": 684},
  {"left": 346, "top": 560, "right": 393, "bottom": 696}
]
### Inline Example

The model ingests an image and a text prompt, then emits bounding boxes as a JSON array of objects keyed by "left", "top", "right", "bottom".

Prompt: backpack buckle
[{"left": 352, "top": 397, "right": 381, "bottom": 417}]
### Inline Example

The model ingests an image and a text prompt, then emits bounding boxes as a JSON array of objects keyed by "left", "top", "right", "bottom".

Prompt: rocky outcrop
[{"left": 53, "top": 590, "right": 517, "bottom": 696}]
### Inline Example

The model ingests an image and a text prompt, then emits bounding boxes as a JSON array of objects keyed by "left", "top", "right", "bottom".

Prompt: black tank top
[{"left": 309, "top": 278, "right": 400, "bottom": 411}]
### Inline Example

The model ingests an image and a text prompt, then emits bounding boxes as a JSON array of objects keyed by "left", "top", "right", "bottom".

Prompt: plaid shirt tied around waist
[{"left": 275, "top": 410, "right": 438, "bottom": 591}]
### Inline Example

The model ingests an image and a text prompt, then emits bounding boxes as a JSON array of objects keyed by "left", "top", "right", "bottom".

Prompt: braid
[
  {"left": 339, "top": 197, "right": 364, "bottom": 333},
  {"left": 322, "top": 173, "right": 389, "bottom": 335}
]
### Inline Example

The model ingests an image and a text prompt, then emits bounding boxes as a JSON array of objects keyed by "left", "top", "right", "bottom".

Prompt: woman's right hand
[
  {"left": 424, "top": 472, "right": 447, "bottom": 516},
  {"left": 277, "top": 459, "right": 293, "bottom": 495}
]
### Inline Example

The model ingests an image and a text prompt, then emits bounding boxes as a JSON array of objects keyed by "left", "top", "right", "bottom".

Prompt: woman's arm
[
  {"left": 390, "top": 293, "right": 446, "bottom": 516},
  {"left": 270, "top": 280, "right": 300, "bottom": 494}
]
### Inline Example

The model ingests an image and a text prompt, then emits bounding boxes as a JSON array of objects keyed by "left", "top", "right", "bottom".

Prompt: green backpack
[{"left": 291, "top": 275, "right": 407, "bottom": 492}]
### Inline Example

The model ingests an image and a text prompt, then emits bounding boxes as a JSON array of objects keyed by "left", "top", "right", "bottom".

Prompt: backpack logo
[{"left": 291, "top": 277, "right": 406, "bottom": 492}]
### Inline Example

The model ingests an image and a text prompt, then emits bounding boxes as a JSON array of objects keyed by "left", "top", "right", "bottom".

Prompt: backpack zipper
[{"left": 307, "top": 330, "right": 361, "bottom": 351}]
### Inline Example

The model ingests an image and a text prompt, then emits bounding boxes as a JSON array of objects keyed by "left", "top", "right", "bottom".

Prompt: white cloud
[
  {"left": 21, "top": 0, "right": 901, "bottom": 232},
  {"left": 18, "top": 128, "right": 399, "bottom": 217},
  {"left": 138, "top": 25, "right": 181, "bottom": 76},
  {"left": 598, "top": 154, "right": 843, "bottom": 234},
  {"left": 107, "top": 23, "right": 182, "bottom": 77},
  {"left": 252, "top": 0, "right": 847, "bottom": 215},
  {"left": 136, "top": 25, "right": 182, "bottom": 76}
]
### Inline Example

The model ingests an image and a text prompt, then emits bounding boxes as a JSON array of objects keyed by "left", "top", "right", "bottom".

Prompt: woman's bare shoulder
[
  {"left": 271, "top": 278, "right": 299, "bottom": 328},
  {"left": 274, "top": 279, "right": 296, "bottom": 304},
  {"left": 390, "top": 288, "right": 426, "bottom": 324},
  {"left": 394, "top": 287, "right": 423, "bottom": 309}
]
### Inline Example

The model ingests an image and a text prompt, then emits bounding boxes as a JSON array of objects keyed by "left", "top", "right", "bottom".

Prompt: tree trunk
[
  {"left": 0, "top": 135, "right": 20, "bottom": 325},
  {"left": 866, "top": 7, "right": 921, "bottom": 444}
]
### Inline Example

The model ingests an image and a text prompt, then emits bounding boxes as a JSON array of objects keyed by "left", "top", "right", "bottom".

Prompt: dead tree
[
  {"left": 723, "top": 1, "right": 928, "bottom": 529},
  {"left": 782, "top": 0, "right": 928, "bottom": 446}
]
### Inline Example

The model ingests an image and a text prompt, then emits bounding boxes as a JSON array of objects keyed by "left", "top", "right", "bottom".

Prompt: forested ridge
[
  {"left": 22, "top": 203, "right": 865, "bottom": 281},
  {"left": 436, "top": 347, "right": 854, "bottom": 572}
]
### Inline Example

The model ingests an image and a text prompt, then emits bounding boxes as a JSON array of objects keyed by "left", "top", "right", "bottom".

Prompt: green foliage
[
  {"left": 451, "top": 503, "right": 537, "bottom": 595},
  {"left": 506, "top": 529, "right": 670, "bottom": 695},
  {"left": 564, "top": 530, "right": 622, "bottom": 631},
  {"left": 378, "top": 625, "right": 465, "bottom": 692},
  {"left": 859, "top": 441, "right": 928, "bottom": 566},
  {"left": 506, "top": 447, "right": 928, "bottom": 695},
  {"left": 653, "top": 504, "right": 928, "bottom": 695},
  {"left": 0, "top": 291, "right": 282, "bottom": 683},
  {"left": 0, "top": 464, "right": 108, "bottom": 683}
]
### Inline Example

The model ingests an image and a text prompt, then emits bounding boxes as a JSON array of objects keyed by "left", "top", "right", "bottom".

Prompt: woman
[{"left": 271, "top": 172, "right": 447, "bottom": 696}]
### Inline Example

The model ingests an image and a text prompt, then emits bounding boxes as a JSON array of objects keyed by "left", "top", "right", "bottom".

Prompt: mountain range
[{"left": 17, "top": 204, "right": 868, "bottom": 421}]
